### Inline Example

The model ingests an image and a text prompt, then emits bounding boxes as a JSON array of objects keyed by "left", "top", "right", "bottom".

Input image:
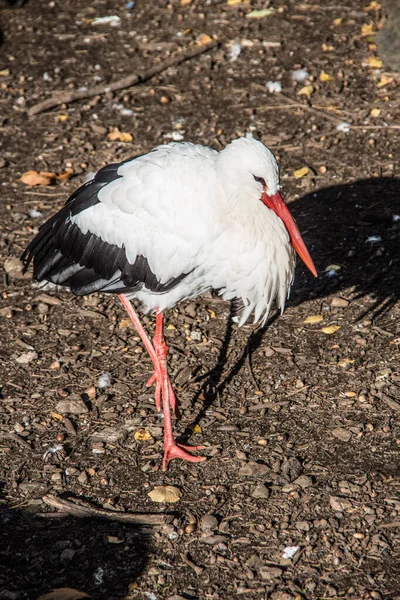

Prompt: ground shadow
[
  {"left": 180, "top": 176, "right": 400, "bottom": 435},
  {"left": 290, "top": 176, "right": 400, "bottom": 317},
  {"left": 0, "top": 494, "right": 151, "bottom": 600}
]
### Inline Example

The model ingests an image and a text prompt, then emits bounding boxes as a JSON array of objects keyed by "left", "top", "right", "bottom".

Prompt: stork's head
[{"left": 218, "top": 137, "right": 317, "bottom": 278}]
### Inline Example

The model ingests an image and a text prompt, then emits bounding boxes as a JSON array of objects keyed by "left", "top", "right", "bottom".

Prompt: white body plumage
[{"left": 67, "top": 138, "right": 295, "bottom": 326}]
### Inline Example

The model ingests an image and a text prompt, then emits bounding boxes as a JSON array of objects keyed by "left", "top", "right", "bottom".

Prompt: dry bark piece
[
  {"left": 330, "top": 496, "right": 352, "bottom": 511},
  {"left": 37, "top": 589, "right": 90, "bottom": 600},
  {"left": 55, "top": 398, "right": 89, "bottom": 415},
  {"left": 239, "top": 461, "right": 269, "bottom": 477},
  {"left": 332, "top": 427, "right": 352, "bottom": 442}
]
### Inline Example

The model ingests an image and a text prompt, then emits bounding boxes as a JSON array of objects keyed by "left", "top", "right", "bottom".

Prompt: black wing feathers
[{"left": 21, "top": 160, "right": 189, "bottom": 297}]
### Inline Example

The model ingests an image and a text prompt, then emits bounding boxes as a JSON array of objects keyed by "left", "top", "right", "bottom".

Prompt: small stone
[
  {"left": 56, "top": 397, "right": 89, "bottom": 415},
  {"left": 200, "top": 514, "right": 218, "bottom": 532},
  {"left": 332, "top": 427, "right": 352, "bottom": 442},
  {"left": 16, "top": 351, "right": 38, "bottom": 365},
  {"left": 14, "top": 423, "right": 24, "bottom": 433},
  {"left": 51, "top": 472, "right": 62, "bottom": 482},
  {"left": 331, "top": 297, "right": 350, "bottom": 308},
  {"left": 78, "top": 471, "right": 88, "bottom": 484},
  {"left": 330, "top": 496, "right": 352, "bottom": 511},
  {"left": 293, "top": 475, "right": 313, "bottom": 489},
  {"left": 239, "top": 461, "right": 269, "bottom": 477},
  {"left": 251, "top": 482, "right": 270, "bottom": 499},
  {"left": 260, "top": 565, "right": 283, "bottom": 580}
]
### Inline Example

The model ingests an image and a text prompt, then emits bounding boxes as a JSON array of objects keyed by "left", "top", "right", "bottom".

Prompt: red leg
[
  {"left": 155, "top": 311, "right": 206, "bottom": 471},
  {"left": 119, "top": 294, "right": 162, "bottom": 411}
]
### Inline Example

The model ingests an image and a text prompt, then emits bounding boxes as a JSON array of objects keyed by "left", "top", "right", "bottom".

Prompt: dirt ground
[{"left": 0, "top": 0, "right": 400, "bottom": 599}]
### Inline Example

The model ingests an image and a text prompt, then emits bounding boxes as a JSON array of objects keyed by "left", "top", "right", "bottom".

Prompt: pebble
[
  {"left": 251, "top": 482, "right": 270, "bottom": 499},
  {"left": 55, "top": 397, "right": 89, "bottom": 415},
  {"left": 330, "top": 496, "right": 352, "bottom": 511},
  {"left": 331, "top": 297, "right": 350, "bottom": 308},
  {"left": 260, "top": 565, "right": 283, "bottom": 580},
  {"left": 293, "top": 475, "right": 313, "bottom": 489},
  {"left": 332, "top": 427, "right": 352, "bottom": 442},
  {"left": 78, "top": 471, "right": 88, "bottom": 484},
  {"left": 239, "top": 461, "right": 269, "bottom": 477},
  {"left": 14, "top": 423, "right": 24, "bottom": 433},
  {"left": 200, "top": 514, "right": 218, "bottom": 532}
]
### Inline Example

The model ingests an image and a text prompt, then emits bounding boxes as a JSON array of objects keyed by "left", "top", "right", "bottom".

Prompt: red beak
[{"left": 262, "top": 191, "right": 317, "bottom": 277}]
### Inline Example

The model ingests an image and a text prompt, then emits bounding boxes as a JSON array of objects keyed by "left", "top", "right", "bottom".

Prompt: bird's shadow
[
  {"left": 179, "top": 176, "right": 400, "bottom": 438},
  {"left": 0, "top": 489, "right": 151, "bottom": 600}
]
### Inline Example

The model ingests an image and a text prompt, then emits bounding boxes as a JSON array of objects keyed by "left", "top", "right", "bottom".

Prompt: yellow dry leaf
[
  {"left": 333, "top": 17, "right": 342, "bottom": 26},
  {"left": 166, "top": 323, "right": 177, "bottom": 330},
  {"left": 320, "top": 72, "right": 334, "bottom": 82},
  {"left": 50, "top": 360, "right": 60, "bottom": 370},
  {"left": 364, "top": 1, "right": 381, "bottom": 10},
  {"left": 57, "top": 114, "right": 68, "bottom": 122},
  {"left": 0, "top": 68, "right": 10, "bottom": 76},
  {"left": 20, "top": 170, "right": 54, "bottom": 186},
  {"left": 197, "top": 34, "right": 213, "bottom": 45},
  {"left": 37, "top": 589, "right": 90, "bottom": 600},
  {"left": 119, "top": 318, "right": 132, "bottom": 329},
  {"left": 344, "top": 391, "right": 356, "bottom": 397},
  {"left": 293, "top": 166, "right": 309, "bottom": 179},
  {"left": 134, "top": 429, "right": 152, "bottom": 441},
  {"left": 377, "top": 74, "right": 393, "bottom": 88},
  {"left": 338, "top": 358, "right": 355, "bottom": 367},
  {"left": 180, "top": 0, "right": 191, "bottom": 4},
  {"left": 208, "top": 309, "right": 216, "bottom": 318},
  {"left": 56, "top": 168, "right": 74, "bottom": 181},
  {"left": 321, "top": 325, "right": 341, "bottom": 335},
  {"left": 85, "top": 386, "right": 96, "bottom": 400},
  {"left": 108, "top": 127, "right": 133, "bottom": 142},
  {"left": 303, "top": 315, "right": 324, "bottom": 324},
  {"left": 148, "top": 485, "right": 182, "bottom": 503},
  {"left": 325, "top": 264, "right": 341, "bottom": 271},
  {"left": 246, "top": 8, "right": 274, "bottom": 18},
  {"left": 361, "top": 23, "right": 374, "bottom": 37},
  {"left": 227, "top": 0, "right": 245, "bottom": 4},
  {"left": 364, "top": 56, "right": 382, "bottom": 69},
  {"left": 370, "top": 107, "right": 381, "bottom": 117},
  {"left": 297, "top": 84, "right": 314, "bottom": 97},
  {"left": 193, "top": 424, "right": 202, "bottom": 433},
  {"left": 50, "top": 411, "right": 63, "bottom": 421}
]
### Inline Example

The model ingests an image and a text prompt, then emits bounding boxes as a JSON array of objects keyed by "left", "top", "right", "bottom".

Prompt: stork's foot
[
  {"left": 147, "top": 370, "right": 178, "bottom": 415},
  {"left": 162, "top": 442, "right": 207, "bottom": 471}
]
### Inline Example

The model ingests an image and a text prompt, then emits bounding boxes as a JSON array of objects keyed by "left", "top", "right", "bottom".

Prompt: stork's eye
[{"left": 253, "top": 175, "right": 267, "bottom": 187}]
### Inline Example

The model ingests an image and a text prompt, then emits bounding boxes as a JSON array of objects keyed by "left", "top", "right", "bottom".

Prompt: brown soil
[{"left": 0, "top": 1, "right": 400, "bottom": 599}]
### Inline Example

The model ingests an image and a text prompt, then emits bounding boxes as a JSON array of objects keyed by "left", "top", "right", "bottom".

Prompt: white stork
[{"left": 22, "top": 138, "right": 317, "bottom": 471}]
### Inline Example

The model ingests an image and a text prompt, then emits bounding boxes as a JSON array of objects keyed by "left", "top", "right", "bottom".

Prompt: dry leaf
[
  {"left": 56, "top": 168, "right": 74, "bottom": 181},
  {"left": 208, "top": 309, "right": 216, "bottom": 318},
  {"left": 118, "top": 318, "right": 132, "bottom": 329},
  {"left": 50, "top": 411, "right": 63, "bottom": 421},
  {"left": 296, "top": 84, "right": 314, "bottom": 97},
  {"left": 166, "top": 323, "right": 177, "bottom": 330},
  {"left": 321, "top": 325, "right": 341, "bottom": 335},
  {"left": 193, "top": 424, "right": 202, "bottom": 433},
  {"left": 20, "top": 170, "right": 54, "bottom": 186},
  {"left": 344, "top": 391, "right": 356, "bottom": 397},
  {"left": 377, "top": 74, "right": 393, "bottom": 88},
  {"left": 370, "top": 107, "right": 381, "bottom": 117},
  {"left": 364, "top": 1, "right": 381, "bottom": 10},
  {"left": 361, "top": 23, "right": 375, "bottom": 37},
  {"left": 246, "top": 8, "right": 274, "bottom": 18},
  {"left": 57, "top": 114, "right": 69, "bottom": 122},
  {"left": 37, "top": 588, "right": 90, "bottom": 600},
  {"left": 303, "top": 315, "right": 323, "bottom": 324},
  {"left": 363, "top": 56, "right": 382, "bottom": 69},
  {"left": 0, "top": 68, "right": 10, "bottom": 76},
  {"left": 227, "top": 0, "right": 246, "bottom": 4},
  {"left": 180, "top": 0, "right": 191, "bottom": 4},
  {"left": 337, "top": 358, "right": 355, "bottom": 367},
  {"left": 325, "top": 264, "right": 341, "bottom": 272},
  {"left": 293, "top": 167, "right": 309, "bottom": 179},
  {"left": 108, "top": 127, "right": 133, "bottom": 142},
  {"left": 333, "top": 17, "right": 342, "bottom": 26},
  {"left": 134, "top": 429, "right": 152, "bottom": 441},
  {"left": 148, "top": 485, "right": 182, "bottom": 503},
  {"left": 319, "top": 72, "right": 334, "bottom": 82},
  {"left": 197, "top": 34, "right": 213, "bottom": 45}
]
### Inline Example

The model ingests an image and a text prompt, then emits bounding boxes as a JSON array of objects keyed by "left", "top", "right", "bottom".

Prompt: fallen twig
[
  {"left": 0, "top": 432, "right": 32, "bottom": 450},
  {"left": 40, "top": 494, "right": 168, "bottom": 526},
  {"left": 28, "top": 39, "right": 218, "bottom": 116}
]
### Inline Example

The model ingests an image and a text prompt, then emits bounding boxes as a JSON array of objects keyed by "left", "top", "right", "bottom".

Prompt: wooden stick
[
  {"left": 40, "top": 494, "right": 168, "bottom": 526},
  {"left": 28, "top": 40, "right": 218, "bottom": 116}
]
